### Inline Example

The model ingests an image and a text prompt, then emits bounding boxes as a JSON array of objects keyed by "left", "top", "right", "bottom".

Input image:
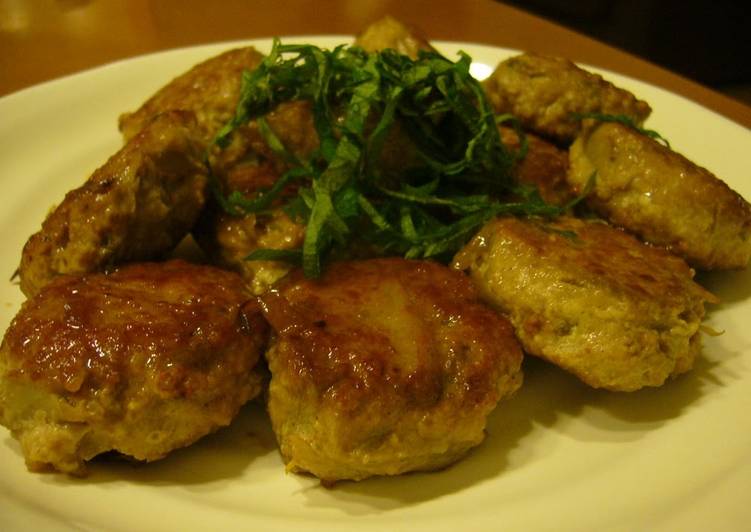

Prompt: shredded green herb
[
  {"left": 572, "top": 112, "right": 670, "bottom": 148},
  {"left": 212, "top": 39, "right": 565, "bottom": 277}
]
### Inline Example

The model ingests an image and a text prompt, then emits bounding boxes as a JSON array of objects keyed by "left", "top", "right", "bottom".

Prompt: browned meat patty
[
  {"left": 499, "top": 126, "right": 575, "bottom": 206},
  {"left": 118, "top": 46, "right": 265, "bottom": 142},
  {"left": 19, "top": 110, "right": 208, "bottom": 297},
  {"left": 567, "top": 121, "right": 751, "bottom": 270},
  {"left": 259, "top": 258, "right": 523, "bottom": 483},
  {"left": 355, "top": 16, "right": 434, "bottom": 58},
  {"left": 0, "top": 260, "right": 268, "bottom": 475},
  {"left": 483, "top": 53, "right": 651, "bottom": 144},
  {"left": 454, "top": 216, "right": 717, "bottom": 392}
]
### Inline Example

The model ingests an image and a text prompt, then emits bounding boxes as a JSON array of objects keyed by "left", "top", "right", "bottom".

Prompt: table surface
[{"left": 1, "top": 0, "right": 750, "bottom": 128}]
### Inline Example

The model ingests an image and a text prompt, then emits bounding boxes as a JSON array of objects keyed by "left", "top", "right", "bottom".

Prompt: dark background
[{"left": 502, "top": 0, "right": 751, "bottom": 106}]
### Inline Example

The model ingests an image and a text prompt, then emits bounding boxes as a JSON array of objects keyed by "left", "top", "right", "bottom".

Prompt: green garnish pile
[{"left": 212, "top": 39, "right": 563, "bottom": 277}]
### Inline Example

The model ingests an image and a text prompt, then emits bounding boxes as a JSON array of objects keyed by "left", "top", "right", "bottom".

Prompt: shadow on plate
[{"left": 697, "top": 267, "right": 751, "bottom": 305}]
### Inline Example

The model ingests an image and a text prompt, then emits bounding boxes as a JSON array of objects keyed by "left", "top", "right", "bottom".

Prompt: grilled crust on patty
[
  {"left": 567, "top": 121, "right": 751, "bottom": 270},
  {"left": 259, "top": 258, "right": 523, "bottom": 483},
  {"left": 0, "top": 260, "right": 268, "bottom": 475},
  {"left": 483, "top": 53, "right": 651, "bottom": 144},
  {"left": 499, "top": 126, "right": 575, "bottom": 206},
  {"left": 454, "top": 216, "right": 717, "bottom": 391}
]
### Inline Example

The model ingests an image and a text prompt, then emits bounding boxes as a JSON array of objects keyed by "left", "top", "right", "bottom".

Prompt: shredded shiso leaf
[{"left": 212, "top": 39, "right": 567, "bottom": 277}]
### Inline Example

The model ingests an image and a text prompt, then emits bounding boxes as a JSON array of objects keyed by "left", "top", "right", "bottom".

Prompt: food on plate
[
  {"left": 0, "top": 260, "right": 268, "bottom": 474},
  {"left": 259, "top": 258, "right": 523, "bottom": 482},
  {"left": 2, "top": 15, "right": 747, "bottom": 482},
  {"left": 453, "top": 216, "right": 718, "bottom": 391},
  {"left": 19, "top": 110, "right": 208, "bottom": 297},
  {"left": 483, "top": 52, "right": 652, "bottom": 143},
  {"left": 567, "top": 121, "right": 751, "bottom": 269},
  {"left": 499, "top": 126, "right": 575, "bottom": 206},
  {"left": 198, "top": 202, "right": 306, "bottom": 295}
]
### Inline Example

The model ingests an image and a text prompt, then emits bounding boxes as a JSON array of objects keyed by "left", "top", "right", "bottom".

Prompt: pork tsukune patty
[
  {"left": 0, "top": 260, "right": 268, "bottom": 475},
  {"left": 19, "top": 111, "right": 208, "bottom": 297},
  {"left": 567, "top": 121, "right": 751, "bottom": 270},
  {"left": 454, "top": 216, "right": 717, "bottom": 391},
  {"left": 483, "top": 53, "right": 651, "bottom": 144},
  {"left": 259, "top": 258, "right": 523, "bottom": 483}
]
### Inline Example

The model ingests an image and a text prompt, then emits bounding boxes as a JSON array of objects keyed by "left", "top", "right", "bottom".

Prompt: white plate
[{"left": 1, "top": 37, "right": 750, "bottom": 532}]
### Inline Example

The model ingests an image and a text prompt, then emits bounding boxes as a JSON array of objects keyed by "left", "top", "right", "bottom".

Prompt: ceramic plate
[{"left": 1, "top": 37, "right": 750, "bottom": 531}]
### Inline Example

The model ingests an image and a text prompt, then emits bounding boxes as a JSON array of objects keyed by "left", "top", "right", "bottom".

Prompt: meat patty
[
  {"left": 567, "top": 121, "right": 751, "bottom": 270},
  {"left": 259, "top": 258, "right": 523, "bottom": 483},
  {"left": 118, "top": 46, "right": 264, "bottom": 142},
  {"left": 355, "top": 16, "right": 434, "bottom": 58},
  {"left": 499, "top": 126, "right": 575, "bottom": 206},
  {"left": 483, "top": 53, "right": 651, "bottom": 144},
  {"left": 0, "top": 260, "right": 268, "bottom": 475},
  {"left": 453, "top": 216, "right": 717, "bottom": 391},
  {"left": 19, "top": 110, "right": 208, "bottom": 297},
  {"left": 199, "top": 204, "right": 306, "bottom": 295}
]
